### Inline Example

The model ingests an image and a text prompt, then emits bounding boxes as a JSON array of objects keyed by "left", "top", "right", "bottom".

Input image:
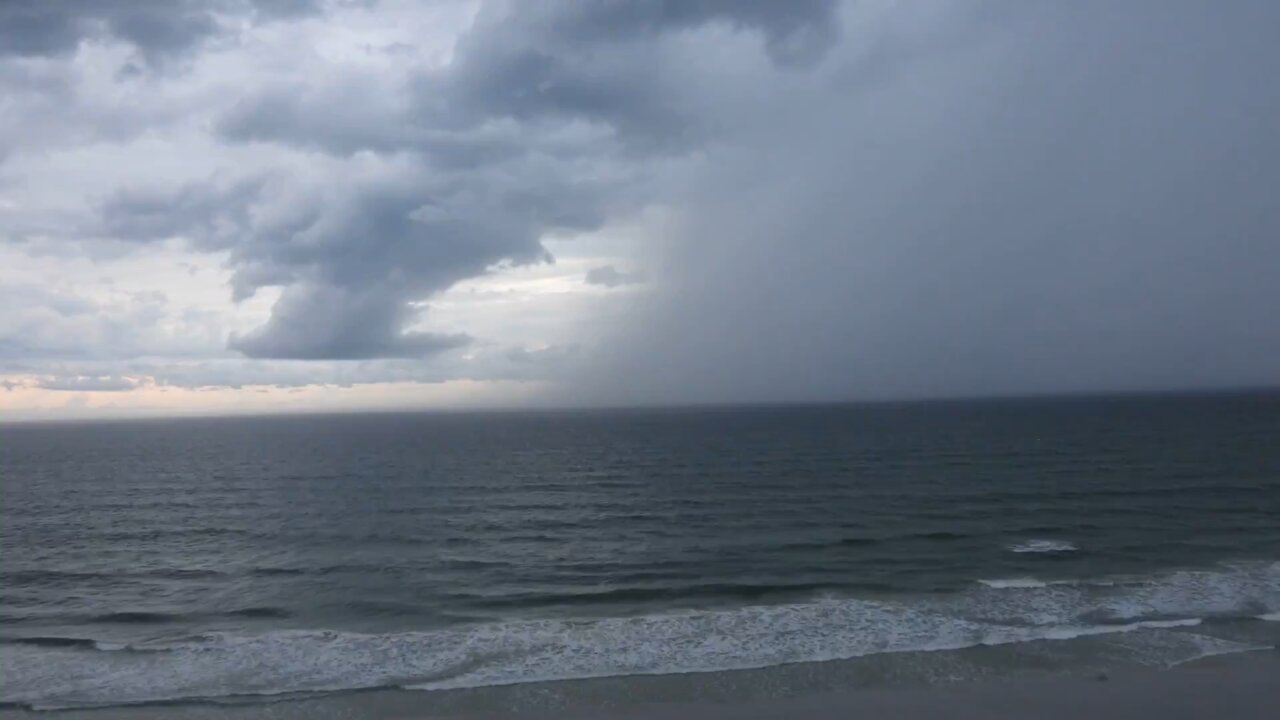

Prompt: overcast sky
[{"left": 2, "top": 0, "right": 1278, "bottom": 420}]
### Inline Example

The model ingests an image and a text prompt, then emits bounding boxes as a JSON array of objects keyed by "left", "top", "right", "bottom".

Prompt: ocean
[{"left": 2, "top": 393, "right": 1279, "bottom": 715}]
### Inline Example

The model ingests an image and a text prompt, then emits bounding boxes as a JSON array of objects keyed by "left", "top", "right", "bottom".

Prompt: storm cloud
[
  {"left": 90, "top": 0, "right": 839, "bottom": 362},
  {"left": 2, "top": 0, "right": 1278, "bottom": 415},
  {"left": 577, "top": 0, "right": 1280, "bottom": 404}
]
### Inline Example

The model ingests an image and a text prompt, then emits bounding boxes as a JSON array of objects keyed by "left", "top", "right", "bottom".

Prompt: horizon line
[{"left": 3, "top": 384, "right": 1278, "bottom": 426}]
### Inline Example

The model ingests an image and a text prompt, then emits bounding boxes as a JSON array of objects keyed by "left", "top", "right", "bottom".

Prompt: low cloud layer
[{"left": 3, "top": 0, "right": 1278, "bottom": 416}]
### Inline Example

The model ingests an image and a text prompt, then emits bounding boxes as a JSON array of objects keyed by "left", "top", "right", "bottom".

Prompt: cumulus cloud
[{"left": 227, "top": 284, "right": 472, "bottom": 360}]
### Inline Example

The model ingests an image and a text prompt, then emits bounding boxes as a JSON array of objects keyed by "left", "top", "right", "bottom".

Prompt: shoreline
[
  {"left": 5, "top": 647, "right": 1275, "bottom": 720},
  {"left": 7, "top": 560, "right": 1276, "bottom": 714}
]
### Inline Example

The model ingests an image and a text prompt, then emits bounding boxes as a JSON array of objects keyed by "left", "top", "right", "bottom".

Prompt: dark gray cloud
[
  {"left": 444, "top": 0, "right": 838, "bottom": 150},
  {"left": 463, "top": 0, "right": 839, "bottom": 71},
  {"left": 100, "top": 178, "right": 264, "bottom": 249},
  {"left": 535, "top": 0, "right": 840, "bottom": 66},
  {"left": 227, "top": 284, "right": 471, "bottom": 360},
  {"left": 220, "top": 0, "right": 841, "bottom": 154},
  {"left": 0, "top": 0, "right": 321, "bottom": 63},
  {"left": 114, "top": 164, "right": 578, "bottom": 359},
  {"left": 0, "top": 1, "right": 94, "bottom": 57},
  {"left": 217, "top": 82, "right": 416, "bottom": 155}
]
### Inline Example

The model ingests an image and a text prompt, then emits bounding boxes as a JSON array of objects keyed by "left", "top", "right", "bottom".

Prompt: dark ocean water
[{"left": 2, "top": 393, "right": 1279, "bottom": 711}]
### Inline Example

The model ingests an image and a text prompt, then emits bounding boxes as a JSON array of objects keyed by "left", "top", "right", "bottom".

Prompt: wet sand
[
  {"left": 4, "top": 649, "right": 1276, "bottom": 720},
  {"left": 604, "top": 650, "right": 1280, "bottom": 720}
]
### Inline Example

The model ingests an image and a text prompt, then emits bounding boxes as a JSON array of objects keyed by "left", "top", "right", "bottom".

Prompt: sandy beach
[
  {"left": 4, "top": 649, "right": 1275, "bottom": 720},
  {"left": 625, "top": 651, "right": 1280, "bottom": 720}
]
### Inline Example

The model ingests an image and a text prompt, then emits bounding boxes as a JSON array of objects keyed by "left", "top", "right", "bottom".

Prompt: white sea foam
[
  {"left": 1161, "top": 632, "right": 1272, "bottom": 668},
  {"left": 1257, "top": 612, "right": 1280, "bottom": 622},
  {"left": 1008, "top": 539, "right": 1077, "bottom": 553},
  {"left": 978, "top": 578, "right": 1048, "bottom": 589},
  {"left": 1030, "top": 617, "right": 1202, "bottom": 642},
  {"left": 1114, "top": 626, "right": 1268, "bottom": 668},
  {"left": 3, "top": 560, "right": 1275, "bottom": 711}
]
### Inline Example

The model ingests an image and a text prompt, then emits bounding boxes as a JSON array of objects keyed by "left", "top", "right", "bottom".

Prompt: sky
[{"left": 2, "top": 0, "right": 1278, "bottom": 421}]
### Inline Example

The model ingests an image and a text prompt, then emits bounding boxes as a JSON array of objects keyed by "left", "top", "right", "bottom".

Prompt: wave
[
  {"left": 977, "top": 578, "right": 1048, "bottom": 589},
  {"left": 89, "top": 611, "right": 182, "bottom": 624},
  {"left": 0, "top": 636, "right": 101, "bottom": 649},
  {"left": 910, "top": 531, "right": 971, "bottom": 541},
  {"left": 80, "top": 607, "right": 293, "bottom": 625},
  {"left": 773, "top": 534, "right": 941, "bottom": 552},
  {"left": 225, "top": 607, "right": 292, "bottom": 619},
  {"left": 1, "top": 568, "right": 227, "bottom": 586},
  {"left": 4, "top": 560, "right": 1274, "bottom": 711},
  {"left": 1007, "top": 539, "right": 1077, "bottom": 553},
  {"left": 979, "top": 575, "right": 1164, "bottom": 590},
  {"left": 0, "top": 636, "right": 143, "bottom": 652},
  {"left": 248, "top": 567, "right": 307, "bottom": 577},
  {"left": 452, "top": 581, "right": 851, "bottom": 609}
]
